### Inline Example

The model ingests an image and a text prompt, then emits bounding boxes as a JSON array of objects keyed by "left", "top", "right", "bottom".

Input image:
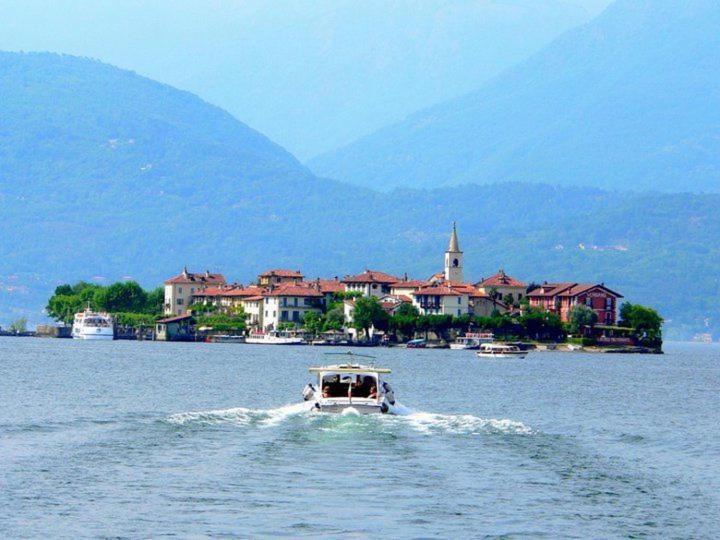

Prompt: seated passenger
[
  {"left": 322, "top": 385, "right": 331, "bottom": 398},
  {"left": 368, "top": 384, "right": 377, "bottom": 399}
]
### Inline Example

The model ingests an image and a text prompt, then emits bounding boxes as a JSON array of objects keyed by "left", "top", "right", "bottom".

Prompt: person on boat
[
  {"left": 380, "top": 381, "right": 395, "bottom": 405},
  {"left": 368, "top": 383, "right": 378, "bottom": 399},
  {"left": 322, "top": 385, "right": 331, "bottom": 398}
]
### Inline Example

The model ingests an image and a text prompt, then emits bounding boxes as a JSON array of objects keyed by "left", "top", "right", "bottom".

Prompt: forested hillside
[
  {"left": 0, "top": 52, "right": 718, "bottom": 339},
  {"left": 310, "top": 0, "right": 720, "bottom": 192}
]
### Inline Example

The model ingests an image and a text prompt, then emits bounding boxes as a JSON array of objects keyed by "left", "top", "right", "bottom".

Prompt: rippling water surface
[{"left": 1, "top": 339, "right": 719, "bottom": 537}]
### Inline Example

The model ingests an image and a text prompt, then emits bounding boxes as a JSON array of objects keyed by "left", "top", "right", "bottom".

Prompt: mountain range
[
  {"left": 0, "top": 0, "right": 593, "bottom": 159},
  {"left": 309, "top": 0, "right": 720, "bottom": 192},
  {"left": 1, "top": 52, "right": 719, "bottom": 339}
]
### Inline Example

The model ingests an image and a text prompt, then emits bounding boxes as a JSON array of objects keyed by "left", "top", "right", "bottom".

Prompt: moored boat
[
  {"left": 302, "top": 352, "right": 397, "bottom": 414},
  {"left": 245, "top": 330, "right": 304, "bottom": 345},
  {"left": 450, "top": 332, "right": 494, "bottom": 350},
  {"left": 476, "top": 343, "right": 528, "bottom": 359},
  {"left": 72, "top": 308, "right": 114, "bottom": 340},
  {"left": 406, "top": 338, "right": 427, "bottom": 349}
]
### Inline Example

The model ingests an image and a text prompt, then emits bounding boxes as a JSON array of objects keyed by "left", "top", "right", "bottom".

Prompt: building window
[
  {"left": 605, "top": 298, "right": 612, "bottom": 310},
  {"left": 294, "top": 298, "right": 298, "bottom": 306},
  {"left": 281, "top": 311, "right": 289, "bottom": 321},
  {"left": 586, "top": 297, "right": 592, "bottom": 307},
  {"left": 178, "top": 287, "right": 183, "bottom": 294},
  {"left": 177, "top": 299, "right": 183, "bottom": 305},
  {"left": 293, "top": 311, "right": 300, "bottom": 321}
]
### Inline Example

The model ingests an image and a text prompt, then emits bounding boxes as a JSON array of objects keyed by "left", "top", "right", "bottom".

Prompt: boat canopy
[{"left": 309, "top": 364, "right": 391, "bottom": 374}]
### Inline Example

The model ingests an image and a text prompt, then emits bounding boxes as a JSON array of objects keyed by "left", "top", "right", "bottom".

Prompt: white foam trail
[
  {"left": 166, "top": 400, "right": 532, "bottom": 436},
  {"left": 389, "top": 402, "right": 533, "bottom": 435},
  {"left": 166, "top": 401, "right": 314, "bottom": 427}
]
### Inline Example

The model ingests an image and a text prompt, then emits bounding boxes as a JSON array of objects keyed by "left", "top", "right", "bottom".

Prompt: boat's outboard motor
[
  {"left": 302, "top": 383, "right": 316, "bottom": 401},
  {"left": 381, "top": 381, "right": 395, "bottom": 405}
]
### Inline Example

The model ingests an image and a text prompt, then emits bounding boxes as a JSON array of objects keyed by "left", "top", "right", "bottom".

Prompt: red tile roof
[
  {"left": 259, "top": 269, "right": 303, "bottom": 278},
  {"left": 528, "top": 283, "right": 623, "bottom": 298},
  {"left": 342, "top": 270, "right": 401, "bottom": 285},
  {"left": 192, "top": 285, "right": 263, "bottom": 298},
  {"left": 262, "top": 284, "right": 324, "bottom": 298},
  {"left": 165, "top": 269, "right": 226, "bottom": 285},
  {"left": 413, "top": 285, "right": 461, "bottom": 297},
  {"left": 526, "top": 282, "right": 575, "bottom": 297},
  {"left": 392, "top": 279, "right": 428, "bottom": 288},
  {"left": 313, "top": 278, "right": 346, "bottom": 293},
  {"left": 476, "top": 270, "right": 526, "bottom": 288}
]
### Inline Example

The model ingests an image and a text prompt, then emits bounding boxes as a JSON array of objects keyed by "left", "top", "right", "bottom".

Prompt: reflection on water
[{"left": 0, "top": 339, "right": 719, "bottom": 537}]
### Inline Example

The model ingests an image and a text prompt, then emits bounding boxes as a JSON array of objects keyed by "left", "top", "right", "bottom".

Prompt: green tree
[
  {"left": 619, "top": 302, "right": 663, "bottom": 345},
  {"left": 94, "top": 281, "right": 148, "bottom": 313},
  {"left": 519, "top": 308, "right": 565, "bottom": 341},
  {"left": 352, "top": 296, "right": 388, "bottom": 340},
  {"left": 9, "top": 317, "right": 27, "bottom": 333},
  {"left": 46, "top": 294, "right": 84, "bottom": 324},
  {"left": 145, "top": 286, "right": 165, "bottom": 314},
  {"left": 389, "top": 314, "right": 417, "bottom": 341},
  {"left": 302, "top": 311, "right": 324, "bottom": 335},
  {"left": 395, "top": 303, "right": 419, "bottom": 318},
  {"left": 568, "top": 304, "right": 598, "bottom": 334},
  {"left": 322, "top": 308, "right": 345, "bottom": 331},
  {"left": 196, "top": 313, "right": 246, "bottom": 333},
  {"left": 426, "top": 314, "right": 454, "bottom": 340}
]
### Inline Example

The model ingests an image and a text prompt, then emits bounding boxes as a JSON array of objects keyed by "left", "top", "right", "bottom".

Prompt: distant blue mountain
[
  {"left": 1, "top": 52, "right": 719, "bottom": 339},
  {"left": 309, "top": 0, "right": 720, "bottom": 192},
  {"left": 0, "top": 0, "right": 590, "bottom": 159}
]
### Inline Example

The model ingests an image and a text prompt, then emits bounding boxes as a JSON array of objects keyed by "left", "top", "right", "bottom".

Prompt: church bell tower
[{"left": 444, "top": 222, "right": 463, "bottom": 283}]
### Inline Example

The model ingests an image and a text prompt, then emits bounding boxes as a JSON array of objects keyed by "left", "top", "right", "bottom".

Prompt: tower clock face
[{"left": 453, "top": 258, "right": 459, "bottom": 267}]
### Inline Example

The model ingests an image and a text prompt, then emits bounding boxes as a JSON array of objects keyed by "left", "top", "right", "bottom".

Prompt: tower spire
[{"left": 448, "top": 221, "right": 460, "bottom": 252}]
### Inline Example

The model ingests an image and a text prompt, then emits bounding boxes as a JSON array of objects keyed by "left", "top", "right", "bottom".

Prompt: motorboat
[
  {"left": 406, "top": 338, "right": 427, "bottom": 349},
  {"left": 72, "top": 308, "right": 114, "bottom": 340},
  {"left": 450, "top": 332, "right": 494, "bottom": 350},
  {"left": 246, "top": 330, "right": 304, "bottom": 345},
  {"left": 302, "top": 352, "right": 397, "bottom": 414},
  {"left": 476, "top": 343, "right": 528, "bottom": 359}
]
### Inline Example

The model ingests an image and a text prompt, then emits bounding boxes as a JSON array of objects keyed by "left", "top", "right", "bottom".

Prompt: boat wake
[
  {"left": 165, "top": 401, "right": 315, "bottom": 427},
  {"left": 165, "top": 401, "right": 532, "bottom": 436}
]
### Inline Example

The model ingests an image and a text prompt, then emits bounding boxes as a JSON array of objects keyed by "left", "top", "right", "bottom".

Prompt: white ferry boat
[
  {"left": 245, "top": 330, "right": 304, "bottom": 345},
  {"left": 476, "top": 343, "right": 527, "bottom": 359},
  {"left": 72, "top": 308, "right": 114, "bottom": 340},
  {"left": 450, "top": 332, "right": 494, "bottom": 350},
  {"left": 302, "top": 352, "right": 398, "bottom": 414}
]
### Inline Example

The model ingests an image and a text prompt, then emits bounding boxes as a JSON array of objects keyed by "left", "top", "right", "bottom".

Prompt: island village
[{"left": 144, "top": 224, "right": 655, "bottom": 351}]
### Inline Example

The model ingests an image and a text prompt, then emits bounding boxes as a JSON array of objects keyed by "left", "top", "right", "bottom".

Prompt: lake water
[{"left": 1, "top": 338, "right": 719, "bottom": 538}]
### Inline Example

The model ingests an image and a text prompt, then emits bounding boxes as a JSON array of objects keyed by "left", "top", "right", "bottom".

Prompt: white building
[
  {"left": 261, "top": 284, "right": 324, "bottom": 330},
  {"left": 411, "top": 285, "right": 471, "bottom": 316},
  {"left": 342, "top": 270, "right": 400, "bottom": 298},
  {"left": 163, "top": 268, "right": 226, "bottom": 316}
]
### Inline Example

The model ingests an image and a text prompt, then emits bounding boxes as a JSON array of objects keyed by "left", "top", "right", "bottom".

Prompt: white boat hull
[
  {"left": 313, "top": 398, "right": 392, "bottom": 414},
  {"left": 450, "top": 343, "right": 478, "bottom": 350},
  {"left": 476, "top": 352, "right": 527, "bottom": 359},
  {"left": 72, "top": 328, "right": 114, "bottom": 340},
  {"left": 246, "top": 337, "right": 304, "bottom": 345}
]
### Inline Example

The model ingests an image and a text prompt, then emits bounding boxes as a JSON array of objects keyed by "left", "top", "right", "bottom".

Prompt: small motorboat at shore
[
  {"left": 450, "top": 332, "right": 494, "bottom": 350},
  {"left": 406, "top": 339, "right": 427, "bottom": 349},
  {"left": 302, "top": 352, "right": 397, "bottom": 414},
  {"left": 476, "top": 343, "right": 528, "bottom": 359}
]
